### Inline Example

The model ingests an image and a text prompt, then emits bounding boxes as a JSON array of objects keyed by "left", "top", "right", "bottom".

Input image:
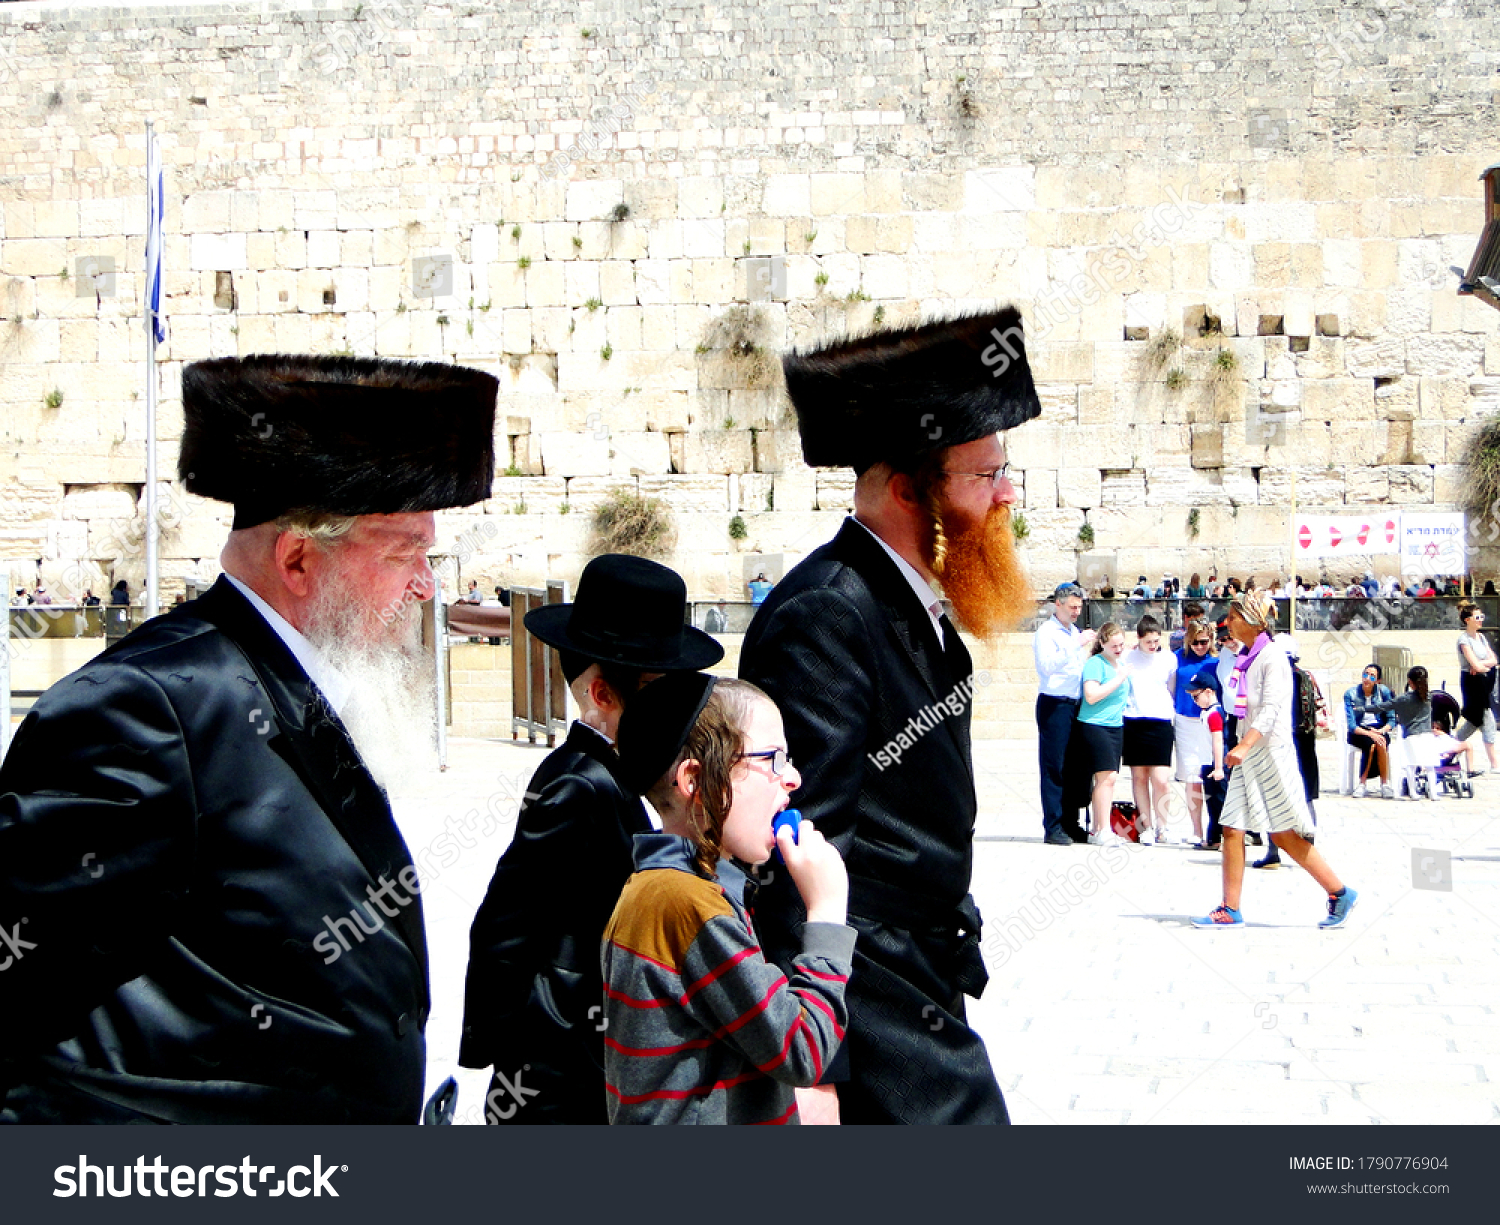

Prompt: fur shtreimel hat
[
  {"left": 179, "top": 354, "right": 498, "bottom": 529},
  {"left": 781, "top": 307, "right": 1041, "bottom": 472}
]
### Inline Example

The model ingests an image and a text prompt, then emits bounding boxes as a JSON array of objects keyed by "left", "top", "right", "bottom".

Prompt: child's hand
[
  {"left": 777, "top": 823, "right": 848, "bottom": 925},
  {"left": 1210, "top": 767, "right": 1224, "bottom": 780}
]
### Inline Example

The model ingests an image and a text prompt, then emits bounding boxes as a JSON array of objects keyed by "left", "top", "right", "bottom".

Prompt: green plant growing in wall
[
  {"left": 609, "top": 202, "right": 630, "bottom": 223},
  {"left": 1459, "top": 417, "right": 1500, "bottom": 531},
  {"left": 573, "top": 235, "right": 584, "bottom": 250},
  {"left": 600, "top": 343, "right": 613, "bottom": 361},
  {"left": 872, "top": 305, "right": 885, "bottom": 326},
  {"left": 1213, "top": 347, "right": 1238, "bottom": 378},
  {"left": 742, "top": 239, "right": 752, "bottom": 255},
  {"left": 517, "top": 256, "right": 531, "bottom": 270},
  {"left": 1077, "top": 521, "right": 1094, "bottom": 548},
  {"left": 728, "top": 514, "right": 748, "bottom": 541},
  {"left": 584, "top": 297, "right": 602, "bottom": 311},
  {"left": 502, "top": 464, "right": 523, "bottom": 477},
  {"left": 1145, "top": 326, "right": 1181, "bottom": 372},
  {"left": 44, "top": 389, "right": 64, "bottom": 409},
  {"left": 436, "top": 314, "right": 450, "bottom": 328},
  {"left": 511, "top": 225, "right": 522, "bottom": 239},
  {"left": 1187, "top": 507, "right": 1201, "bottom": 538},
  {"left": 814, "top": 271, "right": 829, "bottom": 288},
  {"left": 588, "top": 486, "right": 677, "bottom": 560},
  {"left": 1165, "top": 367, "right": 1186, "bottom": 391},
  {"left": 559, "top": 501, "right": 570, "bottom": 515},
  {"left": 1011, "top": 512, "right": 1030, "bottom": 544},
  {"left": 697, "top": 305, "right": 775, "bottom": 389},
  {"left": 513, "top": 500, "right": 528, "bottom": 515}
]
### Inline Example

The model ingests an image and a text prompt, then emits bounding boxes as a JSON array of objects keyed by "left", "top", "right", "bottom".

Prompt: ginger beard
[
  {"left": 919, "top": 489, "right": 1033, "bottom": 640},
  {"left": 300, "top": 553, "right": 437, "bottom": 796}
]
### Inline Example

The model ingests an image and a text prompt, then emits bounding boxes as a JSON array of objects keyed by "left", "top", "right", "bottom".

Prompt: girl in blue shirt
[{"left": 1077, "top": 621, "right": 1131, "bottom": 845}]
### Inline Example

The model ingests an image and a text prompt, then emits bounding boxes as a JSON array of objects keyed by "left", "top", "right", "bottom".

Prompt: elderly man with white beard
[{"left": 0, "top": 354, "right": 495, "bottom": 1124}]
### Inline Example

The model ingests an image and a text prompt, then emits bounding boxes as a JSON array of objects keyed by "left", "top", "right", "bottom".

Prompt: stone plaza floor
[{"left": 393, "top": 732, "right": 1500, "bottom": 1126}]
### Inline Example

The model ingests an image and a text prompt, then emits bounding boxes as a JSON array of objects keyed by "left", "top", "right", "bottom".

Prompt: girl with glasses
[{"left": 604, "top": 674, "right": 853, "bottom": 1124}]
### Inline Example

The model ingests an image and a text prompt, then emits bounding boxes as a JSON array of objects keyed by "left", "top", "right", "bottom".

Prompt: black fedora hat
[
  {"left": 524, "top": 555, "right": 725, "bottom": 672},
  {"left": 616, "top": 671, "right": 718, "bottom": 795}
]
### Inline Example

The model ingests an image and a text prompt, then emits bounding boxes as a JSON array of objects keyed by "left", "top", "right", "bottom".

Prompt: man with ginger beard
[
  {"left": 740, "top": 309, "right": 1039, "bottom": 1124},
  {"left": 0, "top": 355, "right": 494, "bottom": 1123}
]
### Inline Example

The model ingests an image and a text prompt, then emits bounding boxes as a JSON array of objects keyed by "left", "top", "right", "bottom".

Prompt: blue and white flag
[{"left": 144, "top": 127, "right": 165, "bottom": 344}]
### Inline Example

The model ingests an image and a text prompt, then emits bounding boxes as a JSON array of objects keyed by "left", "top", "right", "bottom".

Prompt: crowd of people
[
  {"left": 1092, "top": 572, "right": 1492, "bottom": 601},
  {"left": 1036, "top": 581, "right": 1499, "bottom": 924}
]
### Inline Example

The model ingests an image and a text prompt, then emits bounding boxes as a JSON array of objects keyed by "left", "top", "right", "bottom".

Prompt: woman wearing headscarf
[{"left": 1192, "top": 592, "right": 1358, "bottom": 929}]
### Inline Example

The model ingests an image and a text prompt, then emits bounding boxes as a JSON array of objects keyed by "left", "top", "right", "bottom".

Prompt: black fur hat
[
  {"left": 782, "top": 307, "right": 1041, "bottom": 472},
  {"left": 179, "top": 354, "right": 498, "bottom": 529}
]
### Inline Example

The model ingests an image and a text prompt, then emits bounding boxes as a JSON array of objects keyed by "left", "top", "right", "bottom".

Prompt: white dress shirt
[
  {"left": 1034, "top": 614, "right": 1090, "bottom": 699},
  {"left": 850, "top": 516, "right": 945, "bottom": 650},
  {"left": 224, "top": 574, "right": 352, "bottom": 714}
]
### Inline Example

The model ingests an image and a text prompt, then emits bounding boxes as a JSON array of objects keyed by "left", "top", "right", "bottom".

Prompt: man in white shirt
[{"left": 1035, "top": 582, "right": 1097, "bottom": 844}]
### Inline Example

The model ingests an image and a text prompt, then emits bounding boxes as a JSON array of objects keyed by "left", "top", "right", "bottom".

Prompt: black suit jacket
[
  {"left": 0, "top": 578, "right": 429, "bottom": 1123},
  {"left": 459, "top": 721, "right": 650, "bottom": 1123},
  {"left": 740, "top": 518, "right": 1006, "bottom": 1124}
]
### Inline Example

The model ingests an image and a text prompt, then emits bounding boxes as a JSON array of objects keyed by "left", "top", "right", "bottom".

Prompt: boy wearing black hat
[
  {"left": 0, "top": 354, "right": 496, "bottom": 1123},
  {"left": 459, "top": 554, "right": 723, "bottom": 1124},
  {"left": 740, "top": 308, "right": 1040, "bottom": 1124}
]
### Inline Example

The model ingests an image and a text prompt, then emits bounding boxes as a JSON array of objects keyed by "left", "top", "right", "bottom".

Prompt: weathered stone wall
[{"left": 2, "top": 0, "right": 1498, "bottom": 605}]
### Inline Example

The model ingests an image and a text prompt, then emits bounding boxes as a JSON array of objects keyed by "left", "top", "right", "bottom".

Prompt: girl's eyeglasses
[{"left": 740, "top": 748, "right": 792, "bottom": 776}]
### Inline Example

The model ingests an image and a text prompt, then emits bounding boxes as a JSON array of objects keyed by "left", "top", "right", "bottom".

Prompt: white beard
[{"left": 301, "top": 574, "right": 437, "bottom": 797}]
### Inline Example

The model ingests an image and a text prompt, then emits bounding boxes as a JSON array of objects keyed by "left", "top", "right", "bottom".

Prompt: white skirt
[
  {"left": 1221, "top": 737, "right": 1315, "bottom": 837},
  {"left": 1174, "top": 713, "right": 1210, "bottom": 783}
]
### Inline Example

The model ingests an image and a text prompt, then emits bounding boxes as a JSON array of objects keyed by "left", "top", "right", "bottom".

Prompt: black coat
[
  {"left": 459, "top": 721, "right": 649, "bottom": 1123},
  {"left": 0, "top": 578, "right": 429, "bottom": 1124},
  {"left": 740, "top": 519, "right": 1006, "bottom": 1123}
]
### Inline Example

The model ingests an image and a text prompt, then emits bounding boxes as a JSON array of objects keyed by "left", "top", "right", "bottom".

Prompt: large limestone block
[
  {"left": 1374, "top": 376, "right": 1419, "bottom": 421},
  {"left": 1101, "top": 471, "right": 1146, "bottom": 507},
  {"left": 1257, "top": 468, "right": 1346, "bottom": 507},
  {"left": 487, "top": 477, "right": 568, "bottom": 517},
  {"left": 638, "top": 475, "right": 730, "bottom": 514},
  {"left": 1056, "top": 467, "right": 1101, "bottom": 509},
  {"left": 814, "top": 471, "right": 856, "bottom": 511},
  {"left": 1405, "top": 335, "right": 1486, "bottom": 378},
  {"left": 1303, "top": 378, "right": 1375, "bottom": 423},
  {"left": 1344, "top": 467, "right": 1390, "bottom": 504},
  {"left": 1387, "top": 465, "right": 1435, "bottom": 504},
  {"left": 538, "top": 431, "right": 611, "bottom": 478},
  {"left": 684, "top": 430, "right": 753, "bottom": 475},
  {"left": 1144, "top": 466, "right": 1240, "bottom": 508}
]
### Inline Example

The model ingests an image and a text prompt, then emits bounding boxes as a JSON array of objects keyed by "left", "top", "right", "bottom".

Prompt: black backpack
[{"left": 1290, "top": 661, "right": 1321, "bottom": 737}]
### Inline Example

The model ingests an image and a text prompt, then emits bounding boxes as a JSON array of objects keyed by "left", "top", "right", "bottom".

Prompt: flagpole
[{"left": 144, "top": 120, "right": 160, "bottom": 618}]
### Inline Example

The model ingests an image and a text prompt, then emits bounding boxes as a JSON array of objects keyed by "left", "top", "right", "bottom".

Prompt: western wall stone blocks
[
  {"left": 1406, "top": 335, "right": 1485, "bottom": 378},
  {"left": 1374, "top": 376, "right": 1419, "bottom": 421},
  {"left": 1303, "top": 377, "right": 1375, "bottom": 422},
  {"left": 762, "top": 174, "right": 810, "bottom": 217},
  {"left": 1344, "top": 466, "right": 1390, "bottom": 504},
  {"left": 3, "top": 237, "right": 69, "bottom": 277},
  {"left": 598, "top": 260, "right": 636, "bottom": 306},
  {"left": 538, "top": 431, "right": 611, "bottom": 478},
  {"left": 1344, "top": 336, "right": 1405, "bottom": 379},
  {"left": 1101, "top": 471, "right": 1147, "bottom": 507},
  {"left": 810, "top": 173, "right": 865, "bottom": 216},
  {"left": 609, "top": 431, "right": 673, "bottom": 476},
  {"left": 1056, "top": 466, "right": 1101, "bottom": 509},
  {"left": 684, "top": 429, "right": 754, "bottom": 476},
  {"left": 637, "top": 475, "right": 730, "bottom": 515}
]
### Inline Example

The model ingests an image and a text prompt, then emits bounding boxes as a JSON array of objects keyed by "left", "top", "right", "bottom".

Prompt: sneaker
[
  {"left": 1155, "top": 827, "right": 1172, "bottom": 844},
  {"left": 1380, "top": 783, "right": 1395, "bottom": 799},
  {"left": 1251, "top": 854, "right": 1282, "bottom": 870},
  {"left": 1087, "top": 830, "right": 1120, "bottom": 846},
  {"left": 1318, "top": 887, "right": 1359, "bottom": 929},
  {"left": 1138, "top": 828, "right": 1156, "bottom": 846},
  {"left": 1191, "top": 904, "right": 1245, "bottom": 929},
  {"left": 1351, "top": 783, "right": 1366, "bottom": 799}
]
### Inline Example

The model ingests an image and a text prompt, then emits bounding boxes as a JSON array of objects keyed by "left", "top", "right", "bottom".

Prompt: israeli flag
[{"left": 145, "top": 127, "right": 165, "bottom": 343}]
